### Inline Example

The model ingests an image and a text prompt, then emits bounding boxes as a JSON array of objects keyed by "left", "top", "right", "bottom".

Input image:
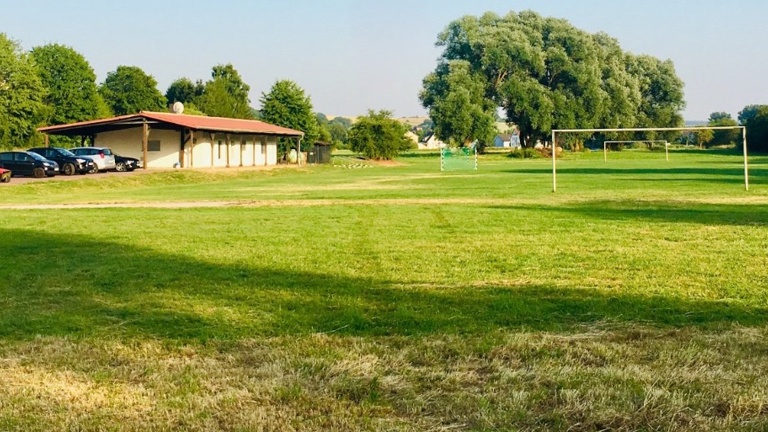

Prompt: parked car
[
  {"left": 0, "top": 151, "right": 58, "bottom": 178},
  {"left": 70, "top": 147, "right": 117, "bottom": 172},
  {"left": 27, "top": 147, "right": 94, "bottom": 175},
  {"left": 114, "top": 154, "right": 141, "bottom": 172},
  {"left": 0, "top": 167, "right": 11, "bottom": 183}
]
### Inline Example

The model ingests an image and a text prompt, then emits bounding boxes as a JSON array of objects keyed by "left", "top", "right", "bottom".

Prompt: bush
[
  {"left": 508, "top": 148, "right": 538, "bottom": 159},
  {"left": 348, "top": 110, "right": 414, "bottom": 160}
]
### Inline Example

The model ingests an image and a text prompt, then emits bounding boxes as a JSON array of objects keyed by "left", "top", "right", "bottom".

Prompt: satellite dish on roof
[{"left": 172, "top": 101, "right": 184, "bottom": 114}]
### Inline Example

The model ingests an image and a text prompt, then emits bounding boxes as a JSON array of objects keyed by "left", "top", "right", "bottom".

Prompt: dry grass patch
[{"left": 1, "top": 328, "right": 767, "bottom": 431}]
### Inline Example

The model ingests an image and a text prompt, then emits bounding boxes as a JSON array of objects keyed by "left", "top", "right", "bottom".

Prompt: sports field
[{"left": 1, "top": 149, "right": 768, "bottom": 431}]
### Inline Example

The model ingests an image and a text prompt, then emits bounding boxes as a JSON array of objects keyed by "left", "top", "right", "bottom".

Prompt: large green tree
[
  {"left": 738, "top": 105, "right": 766, "bottom": 126},
  {"left": 740, "top": 105, "right": 768, "bottom": 153},
  {"left": 260, "top": 80, "right": 319, "bottom": 154},
  {"left": 422, "top": 10, "right": 686, "bottom": 148},
  {"left": 99, "top": 66, "right": 166, "bottom": 115},
  {"left": 165, "top": 77, "right": 204, "bottom": 106},
  {"left": 0, "top": 33, "right": 47, "bottom": 149},
  {"left": 30, "top": 44, "right": 109, "bottom": 127},
  {"left": 420, "top": 60, "right": 496, "bottom": 150},
  {"left": 629, "top": 56, "right": 685, "bottom": 129},
  {"left": 707, "top": 111, "right": 739, "bottom": 146},
  {"left": 196, "top": 64, "right": 253, "bottom": 119},
  {"left": 348, "top": 110, "right": 413, "bottom": 160}
]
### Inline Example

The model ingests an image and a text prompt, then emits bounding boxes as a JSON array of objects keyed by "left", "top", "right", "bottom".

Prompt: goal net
[{"left": 440, "top": 145, "right": 478, "bottom": 171}]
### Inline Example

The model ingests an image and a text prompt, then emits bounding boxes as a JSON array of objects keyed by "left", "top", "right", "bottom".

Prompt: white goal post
[
  {"left": 550, "top": 126, "right": 748, "bottom": 192},
  {"left": 603, "top": 140, "right": 669, "bottom": 162}
]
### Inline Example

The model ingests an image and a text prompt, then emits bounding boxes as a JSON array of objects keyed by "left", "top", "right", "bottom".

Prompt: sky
[{"left": 1, "top": 0, "right": 767, "bottom": 121}]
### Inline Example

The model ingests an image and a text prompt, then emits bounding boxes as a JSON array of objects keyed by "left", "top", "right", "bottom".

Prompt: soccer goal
[
  {"left": 603, "top": 140, "right": 670, "bottom": 162},
  {"left": 440, "top": 145, "right": 478, "bottom": 171},
  {"left": 550, "top": 126, "right": 749, "bottom": 192}
]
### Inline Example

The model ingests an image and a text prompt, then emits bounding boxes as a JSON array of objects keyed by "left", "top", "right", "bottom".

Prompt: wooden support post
[
  {"left": 252, "top": 135, "right": 257, "bottom": 167},
  {"left": 190, "top": 131, "right": 195, "bottom": 168},
  {"left": 226, "top": 134, "right": 231, "bottom": 168},
  {"left": 263, "top": 137, "right": 268, "bottom": 166},
  {"left": 297, "top": 137, "right": 302, "bottom": 166},
  {"left": 240, "top": 138, "right": 244, "bottom": 167},
  {"left": 210, "top": 133, "right": 215, "bottom": 168},
  {"left": 44, "top": 134, "right": 49, "bottom": 148},
  {"left": 142, "top": 122, "right": 149, "bottom": 170},
  {"left": 179, "top": 129, "right": 185, "bottom": 168}
]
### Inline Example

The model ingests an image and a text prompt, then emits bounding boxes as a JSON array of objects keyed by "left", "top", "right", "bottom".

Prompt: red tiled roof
[{"left": 38, "top": 111, "right": 304, "bottom": 137}]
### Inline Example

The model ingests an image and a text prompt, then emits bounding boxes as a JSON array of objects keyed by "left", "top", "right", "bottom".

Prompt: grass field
[{"left": 2, "top": 148, "right": 768, "bottom": 431}]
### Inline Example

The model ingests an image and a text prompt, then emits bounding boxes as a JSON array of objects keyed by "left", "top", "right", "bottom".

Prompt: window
[
  {"left": 261, "top": 143, "right": 266, "bottom": 155},
  {"left": 218, "top": 141, "right": 223, "bottom": 159},
  {"left": 0, "top": 153, "right": 12, "bottom": 161},
  {"left": 148, "top": 140, "right": 161, "bottom": 152}
]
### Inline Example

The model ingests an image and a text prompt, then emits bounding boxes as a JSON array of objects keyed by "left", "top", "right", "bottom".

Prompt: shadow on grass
[
  {"left": 1, "top": 228, "right": 766, "bottom": 342},
  {"left": 490, "top": 200, "right": 768, "bottom": 227},
  {"left": 502, "top": 165, "right": 768, "bottom": 186},
  {"left": 504, "top": 167, "right": 752, "bottom": 176},
  {"left": 399, "top": 151, "right": 441, "bottom": 159}
]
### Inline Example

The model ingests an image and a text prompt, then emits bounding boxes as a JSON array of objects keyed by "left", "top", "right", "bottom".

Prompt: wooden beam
[
  {"left": 240, "top": 138, "right": 245, "bottom": 167},
  {"left": 179, "top": 129, "right": 185, "bottom": 168},
  {"left": 44, "top": 134, "right": 49, "bottom": 148},
  {"left": 142, "top": 122, "right": 149, "bottom": 170},
  {"left": 210, "top": 132, "right": 215, "bottom": 168},
  {"left": 226, "top": 134, "right": 231, "bottom": 168},
  {"left": 252, "top": 135, "right": 257, "bottom": 167},
  {"left": 190, "top": 131, "right": 195, "bottom": 168}
]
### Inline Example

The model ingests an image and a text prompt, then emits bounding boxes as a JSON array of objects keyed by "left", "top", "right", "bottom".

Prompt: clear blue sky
[{"left": 2, "top": 0, "right": 766, "bottom": 121}]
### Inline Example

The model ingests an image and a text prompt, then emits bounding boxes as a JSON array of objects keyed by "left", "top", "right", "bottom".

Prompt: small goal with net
[{"left": 440, "top": 145, "right": 478, "bottom": 171}]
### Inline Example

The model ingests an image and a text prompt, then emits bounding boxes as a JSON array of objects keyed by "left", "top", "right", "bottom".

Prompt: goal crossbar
[{"left": 550, "top": 126, "right": 748, "bottom": 192}]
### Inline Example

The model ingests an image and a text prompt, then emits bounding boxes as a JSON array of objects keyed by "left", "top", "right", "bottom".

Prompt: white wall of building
[
  {"left": 95, "top": 128, "right": 180, "bottom": 168},
  {"left": 94, "top": 127, "right": 281, "bottom": 168},
  {"left": 266, "top": 136, "right": 278, "bottom": 165}
]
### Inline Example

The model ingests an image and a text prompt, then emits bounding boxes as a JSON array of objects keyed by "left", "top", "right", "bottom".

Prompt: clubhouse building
[{"left": 37, "top": 111, "right": 304, "bottom": 169}]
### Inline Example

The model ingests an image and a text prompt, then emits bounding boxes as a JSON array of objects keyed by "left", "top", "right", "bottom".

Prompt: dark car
[
  {"left": 0, "top": 167, "right": 10, "bottom": 183},
  {"left": 27, "top": 147, "right": 94, "bottom": 175},
  {"left": 0, "top": 151, "right": 58, "bottom": 178},
  {"left": 114, "top": 154, "right": 141, "bottom": 172}
]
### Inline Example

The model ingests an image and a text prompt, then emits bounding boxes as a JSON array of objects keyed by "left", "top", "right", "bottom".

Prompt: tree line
[
  {"left": 0, "top": 33, "right": 357, "bottom": 155},
  {"left": 419, "top": 10, "right": 768, "bottom": 153}
]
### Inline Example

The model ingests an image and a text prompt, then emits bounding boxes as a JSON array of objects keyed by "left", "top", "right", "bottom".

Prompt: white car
[{"left": 71, "top": 147, "right": 117, "bottom": 172}]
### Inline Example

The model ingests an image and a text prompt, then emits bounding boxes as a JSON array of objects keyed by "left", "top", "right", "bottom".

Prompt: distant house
[
  {"left": 404, "top": 131, "right": 420, "bottom": 146},
  {"left": 494, "top": 133, "right": 521, "bottom": 148},
  {"left": 419, "top": 133, "right": 447, "bottom": 150}
]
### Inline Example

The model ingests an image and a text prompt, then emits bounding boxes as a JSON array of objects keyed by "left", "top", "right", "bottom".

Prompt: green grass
[{"left": 2, "top": 148, "right": 768, "bottom": 430}]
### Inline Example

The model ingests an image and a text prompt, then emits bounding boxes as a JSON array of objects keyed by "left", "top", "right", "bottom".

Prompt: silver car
[{"left": 71, "top": 147, "right": 117, "bottom": 172}]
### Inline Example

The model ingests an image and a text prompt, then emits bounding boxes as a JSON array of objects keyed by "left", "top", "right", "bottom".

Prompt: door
[
  {"left": 14, "top": 152, "right": 36, "bottom": 175},
  {"left": 0, "top": 153, "right": 15, "bottom": 173}
]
